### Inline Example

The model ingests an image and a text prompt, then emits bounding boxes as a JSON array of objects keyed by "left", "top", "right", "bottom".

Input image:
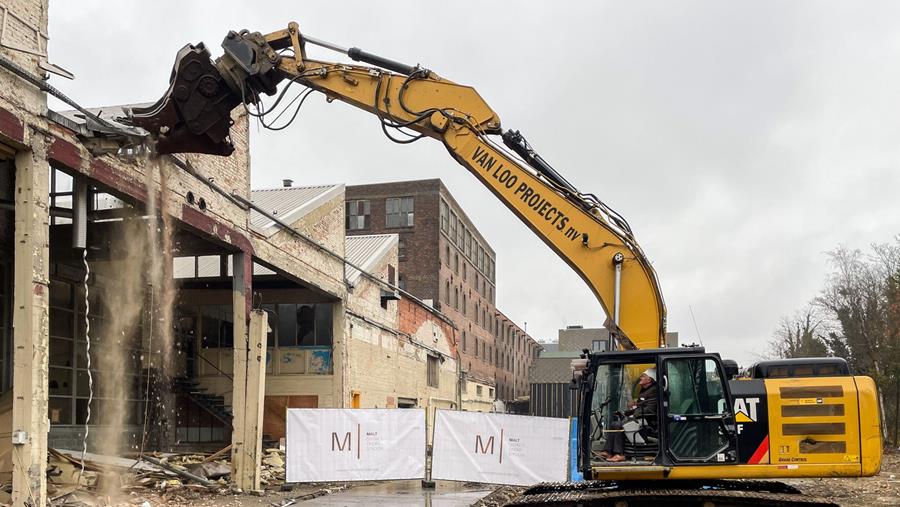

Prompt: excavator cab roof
[{"left": 588, "top": 346, "right": 710, "bottom": 363}]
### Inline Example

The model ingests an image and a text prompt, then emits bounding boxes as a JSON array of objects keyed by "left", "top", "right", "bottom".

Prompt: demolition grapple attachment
[{"left": 127, "top": 30, "right": 283, "bottom": 155}]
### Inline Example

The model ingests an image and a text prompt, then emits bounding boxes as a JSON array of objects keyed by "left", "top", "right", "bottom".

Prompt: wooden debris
[
  {"left": 201, "top": 444, "right": 232, "bottom": 464},
  {"left": 140, "top": 456, "right": 218, "bottom": 489}
]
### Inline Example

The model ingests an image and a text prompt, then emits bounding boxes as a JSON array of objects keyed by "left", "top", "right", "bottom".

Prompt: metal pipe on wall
[{"left": 72, "top": 179, "right": 88, "bottom": 249}]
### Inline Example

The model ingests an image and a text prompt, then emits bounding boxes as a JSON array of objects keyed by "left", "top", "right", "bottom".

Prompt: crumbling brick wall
[{"left": 0, "top": 0, "right": 49, "bottom": 121}]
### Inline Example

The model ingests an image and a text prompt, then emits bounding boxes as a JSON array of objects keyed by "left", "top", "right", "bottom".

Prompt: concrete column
[
  {"left": 240, "top": 309, "right": 267, "bottom": 490},
  {"left": 230, "top": 253, "right": 268, "bottom": 491},
  {"left": 11, "top": 139, "right": 49, "bottom": 506},
  {"left": 331, "top": 301, "right": 346, "bottom": 407},
  {"left": 230, "top": 252, "right": 250, "bottom": 488}
]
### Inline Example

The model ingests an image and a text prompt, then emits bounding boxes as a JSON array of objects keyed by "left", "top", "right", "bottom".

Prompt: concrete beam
[{"left": 12, "top": 137, "right": 50, "bottom": 506}]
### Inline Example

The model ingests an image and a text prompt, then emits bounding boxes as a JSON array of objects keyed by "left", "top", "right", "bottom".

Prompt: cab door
[{"left": 661, "top": 355, "right": 738, "bottom": 464}]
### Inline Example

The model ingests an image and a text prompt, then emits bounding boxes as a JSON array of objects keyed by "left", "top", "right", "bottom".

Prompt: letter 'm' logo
[
  {"left": 332, "top": 431, "right": 352, "bottom": 451},
  {"left": 474, "top": 428, "right": 505, "bottom": 463},
  {"left": 475, "top": 435, "right": 495, "bottom": 455}
]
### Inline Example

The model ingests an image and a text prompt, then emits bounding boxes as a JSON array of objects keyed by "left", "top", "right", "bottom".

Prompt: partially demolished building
[{"left": 0, "top": 0, "right": 461, "bottom": 503}]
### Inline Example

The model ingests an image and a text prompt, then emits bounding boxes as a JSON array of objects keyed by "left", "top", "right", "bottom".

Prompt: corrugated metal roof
[
  {"left": 529, "top": 356, "right": 580, "bottom": 384},
  {"left": 344, "top": 234, "right": 398, "bottom": 285},
  {"left": 250, "top": 184, "right": 344, "bottom": 236}
]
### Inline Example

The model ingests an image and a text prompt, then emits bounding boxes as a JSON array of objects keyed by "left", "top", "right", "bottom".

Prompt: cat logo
[
  {"left": 734, "top": 397, "right": 760, "bottom": 423},
  {"left": 717, "top": 397, "right": 760, "bottom": 424}
]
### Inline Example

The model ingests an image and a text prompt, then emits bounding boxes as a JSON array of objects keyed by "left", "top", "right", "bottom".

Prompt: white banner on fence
[
  {"left": 286, "top": 408, "right": 425, "bottom": 482},
  {"left": 431, "top": 410, "right": 569, "bottom": 486}
]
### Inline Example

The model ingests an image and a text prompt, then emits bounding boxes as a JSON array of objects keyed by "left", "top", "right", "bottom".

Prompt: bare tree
[
  {"left": 769, "top": 304, "right": 829, "bottom": 359},
  {"left": 815, "top": 237, "right": 900, "bottom": 446}
]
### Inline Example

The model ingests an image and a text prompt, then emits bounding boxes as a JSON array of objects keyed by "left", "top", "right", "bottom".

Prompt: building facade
[{"left": 346, "top": 179, "right": 541, "bottom": 403}]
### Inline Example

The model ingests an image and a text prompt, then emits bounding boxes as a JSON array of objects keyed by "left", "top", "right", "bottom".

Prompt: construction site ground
[
  {"left": 28, "top": 450, "right": 899, "bottom": 506},
  {"left": 778, "top": 450, "right": 900, "bottom": 507}
]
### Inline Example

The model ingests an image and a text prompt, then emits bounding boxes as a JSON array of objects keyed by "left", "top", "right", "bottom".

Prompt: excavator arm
[{"left": 128, "top": 23, "right": 667, "bottom": 349}]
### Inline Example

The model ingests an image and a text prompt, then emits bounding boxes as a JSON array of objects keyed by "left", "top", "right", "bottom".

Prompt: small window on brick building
[
  {"left": 449, "top": 212, "right": 458, "bottom": 242},
  {"left": 489, "top": 387, "right": 494, "bottom": 398},
  {"left": 388, "top": 265, "right": 395, "bottom": 285},
  {"left": 462, "top": 262, "right": 467, "bottom": 281},
  {"left": 427, "top": 355, "right": 440, "bottom": 388},
  {"left": 475, "top": 338, "right": 479, "bottom": 358},
  {"left": 386, "top": 196, "right": 414, "bottom": 227},
  {"left": 454, "top": 287, "right": 459, "bottom": 309},
  {"left": 440, "top": 199, "right": 449, "bottom": 232},
  {"left": 399, "top": 274, "right": 406, "bottom": 290},
  {"left": 464, "top": 229, "right": 472, "bottom": 258},
  {"left": 345, "top": 200, "right": 370, "bottom": 230},
  {"left": 398, "top": 238, "right": 406, "bottom": 261},
  {"left": 477, "top": 385, "right": 483, "bottom": 396},
  {"left": 445, "top": 245, "right": 450, "bottom": 265},
  {"left": 462, "top": 293, "right": 467, "bottom": 315},
  {"left": 454, "top": 253, "right": 458, "bottom": 274},
  {"left": 444, "top": 281, "right": 450, "bottom": 304},
  {"left": 462, "top": 331, "right": 467, "bottom": 351}
]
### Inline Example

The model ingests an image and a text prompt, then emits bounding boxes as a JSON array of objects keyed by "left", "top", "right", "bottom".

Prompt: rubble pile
[{"left": 44, "top": 446, "right": 289, "bottom": 506}]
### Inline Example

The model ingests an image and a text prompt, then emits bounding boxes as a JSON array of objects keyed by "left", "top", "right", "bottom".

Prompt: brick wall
[
  {"left": 346, "top": 179, "right": 441, "bottom": 302},
  {"left": 0, "top": 0, "right": 48, "bottom": 124},
  {"left": 344, "top": 244, "right": 458, "bottom": 410},
  {"left": 347, "top": 178, "right": 543, "bottom": 402}
]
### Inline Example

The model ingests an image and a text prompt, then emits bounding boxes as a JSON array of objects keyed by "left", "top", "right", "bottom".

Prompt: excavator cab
[{"left": 576, "top": 347, "right": 739, "bottom": 479}]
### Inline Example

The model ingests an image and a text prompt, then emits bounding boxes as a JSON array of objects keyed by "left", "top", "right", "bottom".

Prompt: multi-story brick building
[{"left": 346, "top": 179, "right": 541, "bottom": 403}]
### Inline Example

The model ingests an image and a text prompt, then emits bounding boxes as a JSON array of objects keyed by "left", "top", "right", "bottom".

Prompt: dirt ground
[{"left": 782, "top": 451, "right": 900, "bottom": 507}]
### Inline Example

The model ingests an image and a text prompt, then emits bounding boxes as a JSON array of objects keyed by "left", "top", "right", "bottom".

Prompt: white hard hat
[{"left": 642, "top": 368, "right": 657, "bottom": 381}]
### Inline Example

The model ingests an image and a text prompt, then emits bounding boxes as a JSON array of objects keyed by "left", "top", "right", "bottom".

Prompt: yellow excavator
[{"left": 127, "top": 22, "right": 882, "bottom": 506}]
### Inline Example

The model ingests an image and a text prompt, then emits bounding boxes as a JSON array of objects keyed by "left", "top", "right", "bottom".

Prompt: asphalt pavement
[{"left": 304, "top": 480, "right": 495, "bottom": 506}]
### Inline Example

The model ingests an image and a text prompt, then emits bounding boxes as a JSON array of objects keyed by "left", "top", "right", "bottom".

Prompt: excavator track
[{"left": 504, "top": 480, "right": 838, "bottom": 507}]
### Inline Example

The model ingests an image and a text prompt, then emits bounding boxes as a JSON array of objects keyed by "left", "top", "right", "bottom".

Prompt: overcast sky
[{"left": 48, "top": 2, "right": 900, "bottom": 365}]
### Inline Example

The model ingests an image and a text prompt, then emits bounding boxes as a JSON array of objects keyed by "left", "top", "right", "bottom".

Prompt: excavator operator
[{"left": 597, "top": 368, "right": 659, "bottom": 462}]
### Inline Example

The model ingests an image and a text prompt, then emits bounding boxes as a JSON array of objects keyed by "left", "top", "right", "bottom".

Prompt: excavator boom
[{"left": 128, "top": 23, "right": 667, "bottom": 349}]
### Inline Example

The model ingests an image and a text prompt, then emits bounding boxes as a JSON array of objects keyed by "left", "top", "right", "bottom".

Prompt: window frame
[
  {"left": 345, "top": 199, "right": 371, "bottom": 230},
  {"left": 385, "top": 196, "right": 414, "bottom": 228}
]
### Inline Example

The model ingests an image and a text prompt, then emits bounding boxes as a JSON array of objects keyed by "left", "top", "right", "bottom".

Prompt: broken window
[
  {"left": 385, "top": 196, "right": 414, "bottom": 228},
  {"left": 346, "top": 199, "right": 371, "bottom": 230}
]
